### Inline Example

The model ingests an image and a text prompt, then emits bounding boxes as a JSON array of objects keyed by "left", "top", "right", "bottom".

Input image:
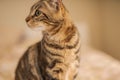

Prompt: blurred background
[
  {"left": 0, "top": 0, "right": 120, "bottom": 80},
  {"left": 64, "top": 0, "right": 120, "bottom": 60}
]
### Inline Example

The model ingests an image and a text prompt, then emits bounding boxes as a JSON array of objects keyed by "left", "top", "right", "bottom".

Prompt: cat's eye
[{"left": 35, "top": 10, "right": 41, "bottom": 16}]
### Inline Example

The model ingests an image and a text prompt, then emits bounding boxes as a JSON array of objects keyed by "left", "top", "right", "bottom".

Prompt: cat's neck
[
  {"left": 43, "top": 22, "right": 78, "bottom": 47},
  {"left": 42, "top": 11, "right": 79, "bottom": 46}
]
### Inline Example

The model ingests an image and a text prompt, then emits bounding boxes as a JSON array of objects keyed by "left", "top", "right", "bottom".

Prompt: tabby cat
[{"left": 15, "top": 0, "right": 80, "bottom": 80}]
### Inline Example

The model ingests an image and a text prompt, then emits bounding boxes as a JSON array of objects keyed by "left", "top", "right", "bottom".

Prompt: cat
[{"left": 15, "top": 0, "right": 80, "bottom": 80}]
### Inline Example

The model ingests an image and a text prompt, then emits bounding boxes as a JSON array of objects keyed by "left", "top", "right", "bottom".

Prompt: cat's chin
[{"left": 32, "top": 26, "right": 45, "bottom": 31}]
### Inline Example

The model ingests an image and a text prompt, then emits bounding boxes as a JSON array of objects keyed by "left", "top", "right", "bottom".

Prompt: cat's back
[{"left": 15, "top": 42, "right": 42, "bottom": 80}]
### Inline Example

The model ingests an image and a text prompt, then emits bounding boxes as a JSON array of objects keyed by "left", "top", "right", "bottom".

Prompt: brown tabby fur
[{"left": 15, "top": 0, "right": 80, "bottom": 80}]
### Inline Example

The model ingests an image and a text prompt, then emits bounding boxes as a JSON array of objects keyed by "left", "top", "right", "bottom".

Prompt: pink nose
[{"left": 25, "top": 17, "right": 31, "bottom": 22}]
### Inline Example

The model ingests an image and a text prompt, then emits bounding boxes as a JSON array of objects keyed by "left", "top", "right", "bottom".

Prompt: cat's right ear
[
  {"left": 50, "top": 0, "right": 62, "bottom": 10},
  {"left": 50, "top": 0, "right": 62, "bottom": 4}
]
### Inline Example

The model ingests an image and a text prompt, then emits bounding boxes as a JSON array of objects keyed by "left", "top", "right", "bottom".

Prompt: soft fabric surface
[
  {"left": 0, "top": 43, "right": 120, "bottom": 80},
  {"left": 0, "top": 26, "right": 120, "bottom": 80}
]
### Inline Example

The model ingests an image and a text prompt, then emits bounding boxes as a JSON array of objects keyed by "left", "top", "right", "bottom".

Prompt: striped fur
[{"left": 15, "top": 0, "right": 80, "bottom": 80}]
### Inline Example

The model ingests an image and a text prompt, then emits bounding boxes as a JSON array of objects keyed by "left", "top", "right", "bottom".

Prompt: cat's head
[{"left": 26, "top": 0, "right": 66, "bottom": 31}]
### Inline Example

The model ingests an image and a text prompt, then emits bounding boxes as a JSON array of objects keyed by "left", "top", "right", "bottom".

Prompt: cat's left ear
[
  {"left": 50, "top": 0, "right": 62, "bottom": 3},
  {"left": 50, "top": 0, "right": 62, "bottom": 10}
]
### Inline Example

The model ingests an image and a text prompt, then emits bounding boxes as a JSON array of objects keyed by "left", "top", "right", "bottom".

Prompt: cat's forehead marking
[
  {"left": 31, "top": 0, "right": 48, "bottom": 10},
  {"left": 31, "top": 1, "right": 44, "bottom": 11}
]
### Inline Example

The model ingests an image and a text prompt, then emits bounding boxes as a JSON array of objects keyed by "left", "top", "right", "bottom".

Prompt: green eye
[{"left": 35, "top": 10, "right": 41, "bottom": 16}]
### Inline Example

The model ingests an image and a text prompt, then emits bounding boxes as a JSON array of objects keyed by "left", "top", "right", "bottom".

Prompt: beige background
[
  {"left": 0, "top": 0, "right": 120, "bottom": 59},
  {"left": 64, "top": 0, "right": 120, "bottom": 60},
  {"left": 0, "top": 0, "right": 120, "bottom": 80}
]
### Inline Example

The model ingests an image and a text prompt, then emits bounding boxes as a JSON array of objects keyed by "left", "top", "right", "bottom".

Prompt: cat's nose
[{"left": 25, "top": 17, "right": 31, "bottom": 22}]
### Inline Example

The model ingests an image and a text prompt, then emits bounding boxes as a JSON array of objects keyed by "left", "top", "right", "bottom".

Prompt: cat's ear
[
  {"left": 50, "top": 0, "right": 62, "bottom": 3},
  {"left": 50, "top": 0, "right": 62, "bottom": 10}
]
